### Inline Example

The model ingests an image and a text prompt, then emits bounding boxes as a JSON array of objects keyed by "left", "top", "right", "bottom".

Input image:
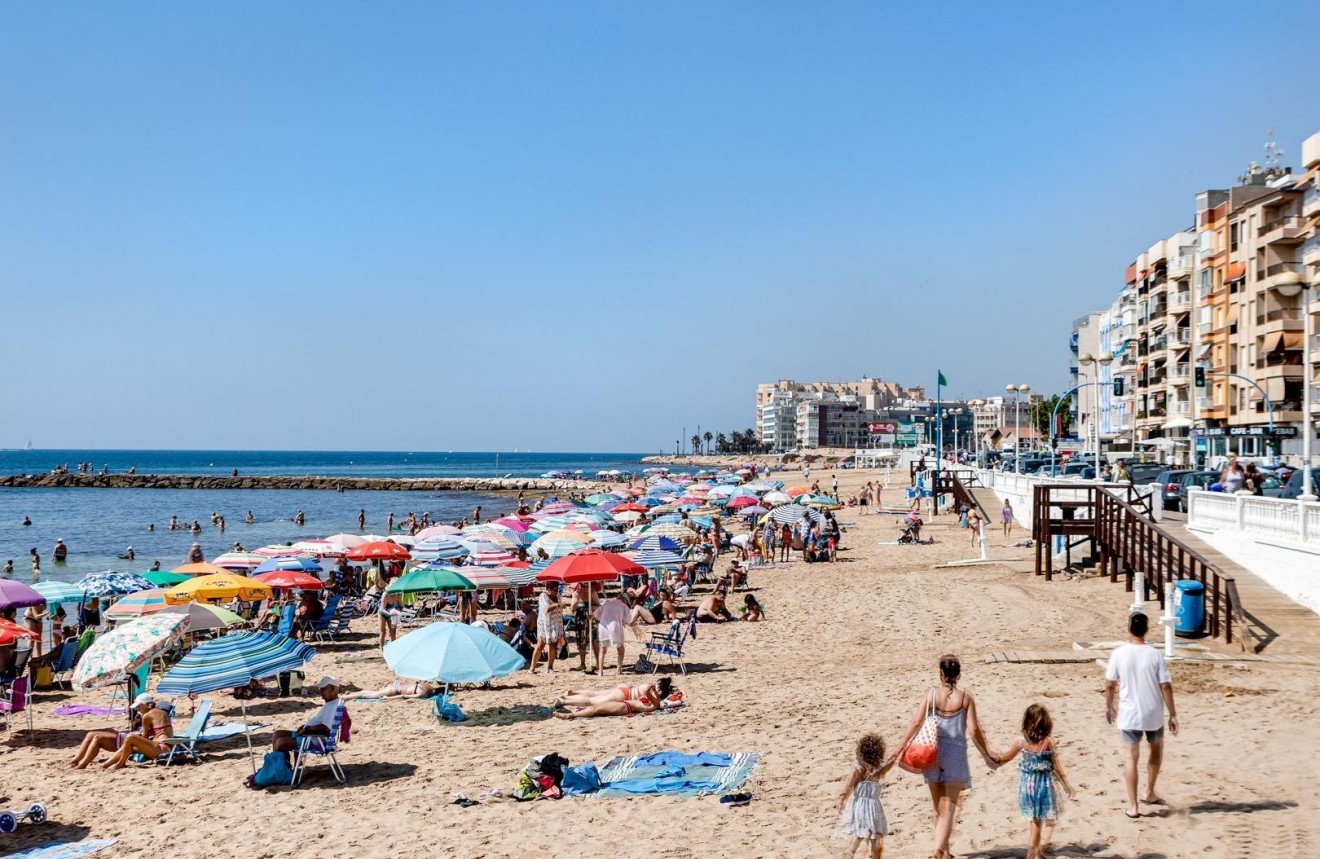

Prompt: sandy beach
[{"left": 3, "top": 467, "right": 1317, "bottom": 859}]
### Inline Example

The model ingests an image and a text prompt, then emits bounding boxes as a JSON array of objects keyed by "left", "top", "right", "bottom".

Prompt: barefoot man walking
[{"left": 1104, "top": 612, "right": 1179, "bottom": 818}]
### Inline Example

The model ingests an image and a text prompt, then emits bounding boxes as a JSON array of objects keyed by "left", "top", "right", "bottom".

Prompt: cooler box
[{"left": 1173, "top": 580, "right": 1205, "bottom": 637}]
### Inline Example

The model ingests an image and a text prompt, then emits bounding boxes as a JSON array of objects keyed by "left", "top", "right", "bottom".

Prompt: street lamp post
[
  {"left": 1006, "top": 384, "right": 1030, "bottom": 472},
  {"left": 1078, "top": 352, "right": 1113, "bottom": 481}
]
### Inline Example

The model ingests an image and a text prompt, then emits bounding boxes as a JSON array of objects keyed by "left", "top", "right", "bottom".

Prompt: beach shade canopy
[
  {"left": 629, "top": 549, "right": 686, "bottom": 569},
  {"left": 726, "top": 496, "right": 761, "bottom": 510},
  {"left": 536, "top": 549, "right": 643, "bottom": 584},
  {"left": 611, "top": 510, "right": 644, "bottom": 524},
  {"left": 627, "top": 534, "right": 684, "bottom": 553},
  {"left": 385, "top": 566, "right": 475, "bottom": 594},
  {"left": 290, "top": 540, "right": 346, "bottom": 558},
  {"left": 252, "top": 544, "right": 304, "bottom": 558},
  {"left": 585, "top": 530, "right": 627, "bottom": 550},
  {"left": 159, "top": 602, "right": 247, "bottom": 631},
  {"left": 172, "top": 562, "right": 232, "bottom": 577},
  {"left": 345, "top": 541, "right": 411, "bottom": 562},
  {"left": 639, "top": 522, "right": 699, "bottom": 542},
  {"left": 766, "top": 504, "right": 825, "bottom": 526},
  {"left": 104, "top": 589, "right": 170, "bottom": 622},
  {"left": 31, "top": 581, "right": 85, "bottom": 609},
  {"left": 142, "top": 571, "right": 190, "bottom": 587},
  {"left": 414, "top": 524, "right": 463, "bottom": 540},
  {"left": 454, "top": 567, "right": 514, "bottom": 589},
  {"left": 253, "top": 570, "right": 324, "bottom": 591},
  {"left": 73, "top": 613, "right": 191, "bottom": 690},
  {"left": 762, "top": 491, "right": 792, "bottom": 505},
  {"left": 164, "top": 573, "right": 273, "bottom": 606},
  {"left": 322, "top": 533, "right": 367, "bottom": 548},
  {"left": 495, "top": 561, "right": 537, "bottom": 586},
  {"left": 0, "top": 619, "right": 36, "bottom": 646},
  {"left": 410, "top": 536, "right": 470, "bottom": 562},
  {"left": 155, "top": 630, "right": 316, "bottom": 772},
  {"left": 528, "top": 538, "right": 584, "bottom": 559},
  {"left": 469, "top": 549, "right": 518, "bottom": 567},
  {"left": 210, "top": 552, "right": 266, "bottom": 572},
  {"left": 796, "top": 494, "right": 841, "bottom": 508},
  {"left": 461, "top": 531, "right": 517, "bottom": 551},
  {"left": 740, "top": 506, "right": 770, "bottom": 519},
  {"left": 252, "top": 556, "right": 323, "bottom": 576},
  {"left": 384, "top": 622, "right": 524, "bottom": 685},
  {"left": 77, "top": 571, "right": 156, "bottom": 598},
  {"left": 491, "top": 517, "right": 531, "bottom": 532}
]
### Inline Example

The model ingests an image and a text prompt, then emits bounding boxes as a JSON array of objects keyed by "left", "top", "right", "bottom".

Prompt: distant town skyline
[{"left": 4, "top": 3, "right": 1318, "bottom": 451}]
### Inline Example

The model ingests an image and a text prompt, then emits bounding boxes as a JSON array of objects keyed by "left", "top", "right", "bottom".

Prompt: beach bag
[
  {"left": 635, "top": 653, "right": 655, "bottom": 673},
  {"left": 898, "top": 693, "right": 939, "bottom": 774},
  {"left": 434, "top": 695, "right": 466, "bottom": 723},
  {"left": 561, "top": 762, "right": 602, "bottom": 796},
  {"left": 249, "top": 751, "right": 294, "bottom": 787}
]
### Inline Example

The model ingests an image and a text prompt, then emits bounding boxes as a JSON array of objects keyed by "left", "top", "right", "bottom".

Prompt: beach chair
[
  {"left": 275, "top": 604, "right": 297, "bottom": 638},
  {"left": 303, "top": 595, "right": 342, "bottom": 639},
  {"left": 291, "top": 704, "right": 347, "bottom": 787},
  {"left": 644, "top": 613, "right": 698, "bottom": 675},
  {"left": 108, "top": 662, "right": 151, "bottom": 708},
  {"left": 49, "top": 640, "right": 79, "bottom": 690},
  {"left": 0, "top": 676, "right": 33, "bottom": 735},
  {"left": 158, "top": 699, "right": 213, "bottom": 765},
  {"left": 315, "top": 605, "right": 354, "bottom": 643},
  {"left": 73, "top": 627, "right": 96, "bottom": 661},
  {"left": 1, "top": 638, "right": 32, "bottom": 687}
]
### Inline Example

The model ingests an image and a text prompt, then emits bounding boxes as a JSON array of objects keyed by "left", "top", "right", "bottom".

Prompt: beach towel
[
  {"left": 197, "top": 722, "right": 267, "bottom": 743},
  {"left": 7, "top": 841, "right": 118, "bottom": 859},
  {"left": 50, "top": 705, "right": 126, "bottom": 718},
  {"left": 589, "top": 751, "right": 760, "bottom": 798}
]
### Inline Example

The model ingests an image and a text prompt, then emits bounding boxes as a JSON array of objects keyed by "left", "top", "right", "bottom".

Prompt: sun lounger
[{"left": 158, "top": 699, "right": 212, "bottom": 765}]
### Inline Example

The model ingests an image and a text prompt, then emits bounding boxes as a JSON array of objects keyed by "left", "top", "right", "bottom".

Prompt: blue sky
[{"left": 3, "top": 2, "right": 1317, "bottom": 451}]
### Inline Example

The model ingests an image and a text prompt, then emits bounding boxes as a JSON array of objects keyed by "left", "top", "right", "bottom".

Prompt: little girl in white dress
[{"left": 837, "top": 733, "right": 893, "bottom": 859}]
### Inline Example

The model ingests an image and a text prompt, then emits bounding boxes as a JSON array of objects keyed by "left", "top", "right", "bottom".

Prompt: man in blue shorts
[{"left": 1104, "top": 612, "right": 1179, "bottom": 818}]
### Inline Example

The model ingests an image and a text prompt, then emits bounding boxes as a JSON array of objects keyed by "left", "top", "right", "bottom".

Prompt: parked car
[
  {"left": 1153, "top": 469, "right": 1194, "bottom": 509},
  {"left": 1177, "top": 471, "right": 1220, "bottom": 513},
  {"left": 1279, "top": 467, "right": 1320, "bottom": 500},
  {"left": 1126, "top": 463, "right": 1166, "bottom": 485},
  {"left": 1054, "top": 461, "right": 1097, "bottom": 480}
]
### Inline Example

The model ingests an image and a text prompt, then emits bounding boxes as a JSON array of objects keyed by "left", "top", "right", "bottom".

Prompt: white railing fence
[{"left": 1186, "top": 488, "right": 1320, "bottom": 549}]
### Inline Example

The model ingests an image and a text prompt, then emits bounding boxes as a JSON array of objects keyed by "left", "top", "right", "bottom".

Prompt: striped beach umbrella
[
  {"left": 32, "top": 581, "right": 85, "bottom": 609},
  {"left": 411, "top": 535, "right": 470, "bottom": 562},
  {"left": 628, "top": 549, "right": 685, "bottom": 569},
  {"left": 252, "top": 544, "right": 304, "bottom": 558},
  {"left": 530, "top": 538, "right": 583, "bottom": 559},
  {"left": 155, "top": 631, "right": 316, "bottom": 772},
  {"left": 322, "top": 533, "right": 368, "bottom": 548},
  {"left": 253, "top": 556, "right": 323, "bottom": 576},
  {"left": 414, "top": 525, "right": 462, "bottom": 540},
  {"left": 763, "top": 491, "right": 792, "bottom": 505},
  {"left": 585, "top": 530, "right": 627, "bottom": 550},
  {"left": 470, "top": 549, "right": 518, "bottom": 567},
  {"left": 496, "top": 561, "right": 538, "bottom": 586},
  {"left": 291, "top": 540, "right": 347, "bottom": 558},
  {"left": 639, "top": 522, "right": 698, "bottom": 542},
  {"left": 73, "top": 613, "right": 191, "bottom": 690},
  {"left": 159, "top": 602, "right": 247, "bottom": 631},
  {"left": 628, "top": 534, "right": 684, "bottom": 553},
  {"left": 210, "top": 552, "right": 266, "bottom": 572},
  {"left": 455, "top": 567, "right": 514, "bottom": 589},
  {"left": 766, "top": 504, "right": 825, "bottom": 526},
  {"left": 104, "top": 588, "right": 169, "bottom": 622}
]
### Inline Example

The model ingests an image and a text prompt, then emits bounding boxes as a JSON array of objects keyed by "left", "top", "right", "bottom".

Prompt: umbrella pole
[
  {"left": 242, "top": 698, "right": 256, "bottom": 773},
  {"left": 587, "top": 587, "right": 594, "bottom": 674}
]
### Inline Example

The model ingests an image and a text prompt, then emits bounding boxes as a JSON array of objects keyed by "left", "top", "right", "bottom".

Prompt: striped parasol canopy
[
  {"left": 530, "top": 538, "right": 584, "bottom": 559},
  {"left": 252, "top": 544, "right": 305, "bottom": 558},
  {"left": 104, "top": 588, "right": 170, "bottom": 622},
  {"left": 159, "top": 602, "right": 247, "bottom": 631},
  {"left": 627, "top": 534, "right": 684, "bottom": 553},
  {"left": 291, "top": 540, "right": 348, "bottom": 558},
  {"left": 528, "top": 515, "right": 573, "bottom": 535},
  {"left": 414, "top": 525, "right": 463, "bottom": 540},
  {"left": 32, "top": 581, "right": 86, "bottom": 609},
  {"left": 470, "top": 549, "right": 518, "bottom": 567},
  {"left": 73, "top": 613, "right": 191, "bottom": 690},
  {"left": 454, "top": 566, "right": 514, "bottom": 589},
  {"left": 611, "top": 510, "right": 644, "bottom": 524},
  {"left": 639, "top": 522, "right": 698, "bottom": 542},
  {"left": 495, "top": 561, "right": 537, "bottom": 585},
  {"left": 762, "top": 491, "right": 792, "bottom": 505},
  {"left": 211, "top": 552, "right": 267, "bottom": 572},
  {"left": 628, "top": 549, "right": 686, "bottom": 569},
  {"left": 585, "top": 530, "right": 627, "bottom": 549},
  {"left": 253, "top": 556, "right": 323, "bottom": 576},
  {"left": 765, "top": 504, "right": 826, "bottom": 526},
  {"left": 411, "top": 535, "right": 470, "bottom": 562},
  {"left": 322, "top": 533, "right": 368, "bottom": 548}
]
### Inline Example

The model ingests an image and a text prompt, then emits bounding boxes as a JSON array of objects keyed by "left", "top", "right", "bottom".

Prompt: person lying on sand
[
  {"left": 344, "top": 679, "right": 441, "bottom": 700},
  {"left": 553, "top": 677, "right": 673, "bottom": 720}
]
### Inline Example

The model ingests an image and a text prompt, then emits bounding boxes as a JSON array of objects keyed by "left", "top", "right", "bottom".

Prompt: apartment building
[
  {"left": 1073, "top": 129, "right": 1320, "bottom": 465},
  {"left": 755, "top": 377, "right": 927, "bottom": 451}
]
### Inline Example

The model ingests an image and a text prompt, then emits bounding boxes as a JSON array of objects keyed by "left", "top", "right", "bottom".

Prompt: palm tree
[
  {"left": 703, "top": 431, "right": 713, "bottom": 454},
  {"left": 716, "top": 432, "right": 729, "bottom": 452},
  {"left": 690, "top": 434, "right": 702, "bottom": 456}
]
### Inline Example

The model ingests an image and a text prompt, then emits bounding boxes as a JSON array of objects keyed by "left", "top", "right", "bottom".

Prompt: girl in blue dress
[{"left": 992, "top": 704, "right": 1077, "bottom": 859}]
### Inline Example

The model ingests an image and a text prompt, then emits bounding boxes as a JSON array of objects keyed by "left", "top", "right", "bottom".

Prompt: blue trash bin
[{"left": 1173, "top": 580, "right": 1205, "bottom": 637}]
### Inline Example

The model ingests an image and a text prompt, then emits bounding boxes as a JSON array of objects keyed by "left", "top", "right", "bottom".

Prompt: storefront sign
[{"left": 1191, "top": 425, "right": 1297, "bottom": 438}]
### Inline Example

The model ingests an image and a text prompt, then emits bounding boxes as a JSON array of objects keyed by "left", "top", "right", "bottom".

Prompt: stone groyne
[{"left": 0, "top": 473, "right": 609, "bottom": 493}]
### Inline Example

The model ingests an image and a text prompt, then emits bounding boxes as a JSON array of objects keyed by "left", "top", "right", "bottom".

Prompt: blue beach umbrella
[
  {"left": 252, "top": 556, "right": 323, "bottom": 576},
  {"left": 383, "top": 621, "right": 525, "bottom": 691},
  {"left": 412, "top": 536, "right": 471, "bottom": 562},
  {"left": 629, "top": 549, "right": 686, "bottom": 569},
  {"left": 157, "top": 631, "right": 317, "bottom": 771},
  {"left": 78, "top": 571, "right": 156, "bottom": 598},
  {"left": 627, "top": 535, "right": 683, "bottom": 553}
]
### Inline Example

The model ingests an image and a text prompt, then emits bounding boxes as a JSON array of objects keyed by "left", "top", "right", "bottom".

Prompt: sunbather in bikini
[
  {"left": 345, "top": 679, "right": 441, "bottom": 700},
  {"left": 553, "top": 677, "right": 672, "bottom": 719}
]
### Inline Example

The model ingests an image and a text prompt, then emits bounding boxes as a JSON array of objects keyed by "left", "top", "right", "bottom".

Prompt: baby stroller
[{"left": 897, "top": 513, "right": 924, "bottom": 545}]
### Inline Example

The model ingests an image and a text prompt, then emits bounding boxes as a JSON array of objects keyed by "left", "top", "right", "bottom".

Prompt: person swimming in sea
[{"left": 22, "top": 516, "right": 31, "bottom": 526}]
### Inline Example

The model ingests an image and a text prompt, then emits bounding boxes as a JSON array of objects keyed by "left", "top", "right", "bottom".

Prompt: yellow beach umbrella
[
  {"left": 165, "top": 573, "right": 273, "bottom": 605},
  {"left": 172, "top": 562, "right": 231, "bottom": 577}
]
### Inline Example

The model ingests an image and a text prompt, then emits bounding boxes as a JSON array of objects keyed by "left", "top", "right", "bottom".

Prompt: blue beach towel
[
  {"left": 7, "top": 841, "right": 118, "bottom": 859},
  {"left": 589, "top": 751, "right": 760, "bottom": 798}
]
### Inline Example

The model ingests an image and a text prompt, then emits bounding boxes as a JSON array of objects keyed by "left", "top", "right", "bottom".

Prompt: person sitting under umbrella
[
  {"left": 293, "top": 591, "right": 325, "bottom": 639},
  {"left": 71, "top": 694, "right": 172, "bottom": 769},
  {"left": 553, "top": 677, "right": 673, "bottom": 719},
  {"left": 272, "top": 676, "right": 341, "bottom": 760}
]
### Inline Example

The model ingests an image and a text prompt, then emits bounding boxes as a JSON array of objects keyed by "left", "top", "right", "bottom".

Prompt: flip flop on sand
[
  {"left": 1141, "top": 797, "right": 1167, "bottom": 806},
  {"left": 1125, "top": 810, "right": 1142, "bottom": 819}
]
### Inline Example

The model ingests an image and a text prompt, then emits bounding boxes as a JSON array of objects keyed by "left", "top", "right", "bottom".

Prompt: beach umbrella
[
  {"left": 706, "top": 485, "right": 736, "bottom": 499},
  {"left": 640, "top": 522, "right": 698, "bottom": 542},
  {"left": 629, "top": 549, "right": 685, "bottom": 569},
  {"left": 172, "top": 562, "right": 232, "bottom": 577},
  {"left": 104, "top": 588, "right": 169, "bottom": 622},
  {"left": 291, "top": 540, "right": 347, "bottom": 558},
  {"left": 766, "top": 504, "right": 825, "bottom": 526},
  {"left": 164, "top": 573, "right": 273, "bottom": 605},
  {"left": 786, "top": 486, "right": 808, "bottom": 497},
  {"left": 611, "top": 510, "right": 644, "bottom": 524},
  {"left": 461, "top": 530, "right": 517, "bottom": 551},
  {"left": 142, "top": 571, "right": 190, "bottom": 587},
  {"left": 360, "top": 534, "right": 389, "bottom": 543},
  {"left": 345, "top": 541, "right": 411, "bottom": 563},
  {"left": 470, "top": 549, "right": 518, "bottom": 567},
  {"left": 763, "top": 491, "right": 791, "bottom": 505},
  {"left": 529, "top": 538, "right": 584, "bottom": 560},
  {"left": 210, "top": 552, "right": 266, "bottom": 572},
  {"left": 73, "top": 613, "right": 191, "bottom": 690},
  {"left": 383, "top": 622, "right": 524, "bottom": 692},
  {"left": 159, "top": 602, "right": 247, "bottom": 631},
  {"left": 727, "top": 496, "right": 760, "bottom": 510},
  {"left": 536, "top": 549, "right": 641, "bottom": 584},
  {"left": 252, "top": 544, "right": 304, "bottom": 558},
  {"left": 611, "top": 503, "right": 650, "bottom": 514},
  {"left": 78, "top": 571, "right": 156, "bottom": 598},
  {"left": 252, "top": 556, "right": 323, "bottom": 576},
  {"left": 495, "top": 561, "right": 537, "bottom": 586},
  {"left": 32, "top": 581, "right": 85, "bottom": 609},
  {"left": 585, "top": 530, "right": 627, "bottom": 550},
  {"left": 323, "top": 533, "right": 367, "bottom": 548},
  {"left": 584, "top": 493, "right": 617, "bottom": 505},
  {"left": 795, "top": 494, "right": 840, "bottom": 508},
  {"left": 156, "top": 631, "right": 315, "bottom": 771},
  {"left": 385, "top": 566, "right": 475, "bottom": 594},
  {"left": 454, "top": 567, "right": 514, "bottom": 589},
  {"left": 0, "top": 619, "right": 35, "bottom": 646},
  {"left": 387, "top": 535, "right": 416, "bottom": 548},
  {"left": 740, "top": 505, "right": 770, "bottom": 519},
  {"left": 491, "top": 517, "right": 531, "bottom": 532},
  {"left": 628, "top": 534, "right": 684, "bottom": 553},
  {"left": 457, "top": 538, "right": 506, "bottom": 556},
  {"left": 538, "top": 501, "right": 577, "bottom": 515},
  {"left": 414, "top": 525, "right": 463, "bottom": 540},
  {"left": 411, "top": 536, "right": 470, "bottom": 562},
  {"left": 253, "top": 570, "right": 324, "bottom": 591}
]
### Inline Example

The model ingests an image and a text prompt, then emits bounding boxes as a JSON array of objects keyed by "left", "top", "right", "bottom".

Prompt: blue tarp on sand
[{"left": 573, "top": 750, "right": 760, "bottom": 798}]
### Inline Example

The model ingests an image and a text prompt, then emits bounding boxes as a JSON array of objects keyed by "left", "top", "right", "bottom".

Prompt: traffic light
[
  {"left": 1113, "top": 378, "right": 1124, "bottom": 396},
  {"left": 1194, "top": 367, "right": 1206, "bottom": 388}
]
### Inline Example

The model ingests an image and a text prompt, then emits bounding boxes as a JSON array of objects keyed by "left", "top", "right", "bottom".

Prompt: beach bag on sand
[
  {"left": 248, "top": 751, "right": 294, "bottom": 787},
  {"left": 898, "top": 693, "right": 939, "bottom": 774}
]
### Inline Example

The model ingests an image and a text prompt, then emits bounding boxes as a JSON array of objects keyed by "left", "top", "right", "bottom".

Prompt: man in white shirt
[
  {"left": 593, "top": 594, "right": 631, "bottom": 676},
  {"left": 273, "top": 676, "right": 342, "bottom": 756},
  {"left": 1104, "top": 613, "right": 1179, "bottom": 818}
]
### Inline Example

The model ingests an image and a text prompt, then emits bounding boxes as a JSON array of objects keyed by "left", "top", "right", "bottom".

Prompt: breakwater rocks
[{"left": 0, "top": 473, "right": 609, "bottom": 493}]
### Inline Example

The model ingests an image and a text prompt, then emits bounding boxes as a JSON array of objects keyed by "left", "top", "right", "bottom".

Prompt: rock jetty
[{"left": 0, "top": 473, "right": 608, "bottom": 493}]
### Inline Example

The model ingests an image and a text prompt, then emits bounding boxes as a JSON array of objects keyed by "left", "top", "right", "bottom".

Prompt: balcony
[
  {"left": 1150, "top": 278, "right": 1169, "bottom": 296},
  {"left": 1169, "top": 291, "right": 1191, "bottom": 311},
  {"left": 1260, "top": 261, "right": 1305, "bottom": 290},
  {"left": 1149, "top": 302, "right": 1168, "bottom": 317},
  {"left": 1120, "top": 324, "right": 1137, "bottom": 340},
  {"left": 1171, "top": 400, "right": 1191, "bottom": 415},
  {"left": 1171, "top": 328, "right": 1191, "bottom": 346},
  {"left": 1170, "top": 364, "right": 1189, "bottom": 381},
  {"left": 1149, "top": 336, "right": 1169, "bottom": 354},
  {"left": 1305, "top": 187, "right": 1320, "bottom": 218},
  {"left": 1303, "top": 238, "right": 1320, "bottom": 268},
  {"left": 1168, "top": 255, "right": 1194, "bottom": 279},
  {"left": 1258, "top": 215, "right": 1307, "bottom": 245},
  {"left": 1198, "top": 321, "right": 1213, "bottom": 337},
  {"left": 1255, "top": 307, "right": 1304, "bottom": 337}
]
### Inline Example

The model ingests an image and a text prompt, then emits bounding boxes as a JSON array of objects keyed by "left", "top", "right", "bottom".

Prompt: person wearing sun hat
[{"left": 272, "top": 676, "right": 342, "bottom": 756}]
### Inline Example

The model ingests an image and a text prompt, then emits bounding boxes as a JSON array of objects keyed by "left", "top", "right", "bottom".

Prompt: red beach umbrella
[
  {"left": 536, "top": 548, "right": 643, "bottom": 584},
  {"left": 345, "top": 541, "right": 411, "bottom": 562},
  {"left": 0, "top": 619, "right": 36, "bottom": 646},
  {"left": 611, "top": 503, "right": 650, "bottom": 514},
  {"left": 253, "top": 571, "right": 324, "bottom": 591}
]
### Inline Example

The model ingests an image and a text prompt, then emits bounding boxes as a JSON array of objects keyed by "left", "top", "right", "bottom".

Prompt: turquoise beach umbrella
[{"left": 383, "top": 622, "right": 525, "bottom": 686}]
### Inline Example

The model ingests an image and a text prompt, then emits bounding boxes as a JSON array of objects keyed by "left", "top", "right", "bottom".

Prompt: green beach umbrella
[
  {"left": 143, "top": 571, "right": 191, "bottom": 587},
  {"left": 159, "top": 602, "right": 247, "bottom": 631},
  {"left": 385, "top": 566, "right": 475, "bottom": 595}
]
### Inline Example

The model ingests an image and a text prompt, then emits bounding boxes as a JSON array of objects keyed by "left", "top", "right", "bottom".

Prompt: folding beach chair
[
  {"left": 0, "top": 676, "right": 34, "bottom": 735},
  {"left": 275, "top": 604, "right": 297, "bottom": 638},
  {"left": 108, "top": 662, "right": 151, "bottom": 708},
  {"left": 158, "top": 699, "right": 213, "bottom": 765},
  {"left": 644, "top": 613, "right": 698, "bottom": 675},
  {"left": 302, "top": 594, "right": 342, "bottom": 639},
  {"left": 315, "top": 605, "right": 354, "bottom": 643},
  {"left": 1, "top": 638, "right": 32, "bottom": 686},
  {"left": 291, "top": 704, "right": 347, "bottom": 787},
  {"left": 49, "top": 640, "right": 79, "bottom": 690}
]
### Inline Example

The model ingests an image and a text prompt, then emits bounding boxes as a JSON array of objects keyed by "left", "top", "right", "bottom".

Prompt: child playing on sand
[
  {"left": 837, "top": 732, "right": 892, "bottom": 859},
  {"left": 991, "top": 704, "right": 1077, "bottom": 859}
]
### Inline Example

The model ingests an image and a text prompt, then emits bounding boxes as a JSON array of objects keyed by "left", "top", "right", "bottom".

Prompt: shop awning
[{"left": 1161, "top": 417, "right": 1192, "bottom": 430}]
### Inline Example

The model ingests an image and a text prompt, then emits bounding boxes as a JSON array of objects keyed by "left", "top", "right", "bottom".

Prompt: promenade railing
[{"left": 1186, "top": 488, "right": 1320, "bottom": 550}]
